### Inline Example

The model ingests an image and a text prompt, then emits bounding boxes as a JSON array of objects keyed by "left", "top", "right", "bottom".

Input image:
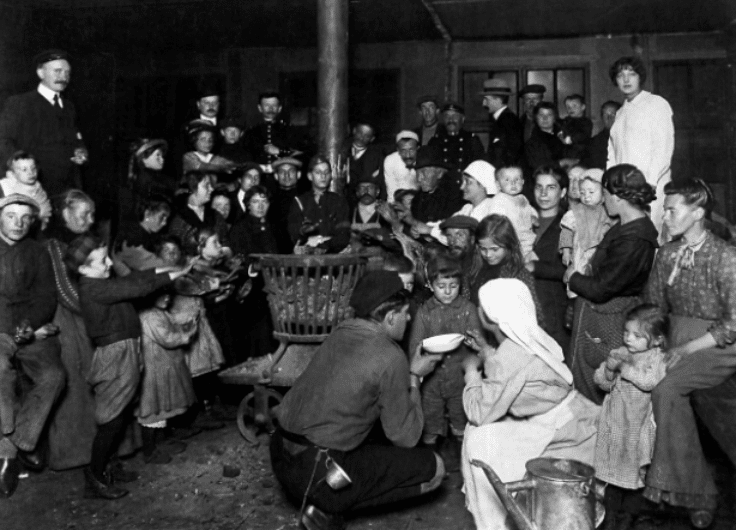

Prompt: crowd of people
[{"left": 0, "top": 47, "right": 734, "bottom": 530}]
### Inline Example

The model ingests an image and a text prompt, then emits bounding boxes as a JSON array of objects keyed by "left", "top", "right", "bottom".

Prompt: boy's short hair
[
  {"left": 601, "top": 100, "right": 622, "bottom": 113},
  {"left": 258, "top": 91, "right": 282, "bottom": 104},
  {"left": 65, "top": 234, "right": 106, "bottom": 273},
  {"left": 383, "top": 253, "right": 414, "bottom": 274},
  {"left": 6, "top": 150, "right": 36, "bottom": 170},
  {"left": 184, "top": 170, "right": 213, "bottom": 194},
  {"left": 565, "top": 94, "right": 585, "bottom": 105},
  {"left": 369, "top": 290, "right": 410, "bottom": 322},
  {"left": 426, "top": 255, "right": 462, "bottom": 284},
  {"left": 136, "top": 194, "right": 171, "bottom": 222},
  {"left": 154, "top": 235, "right": 182, "bottom": 256}
]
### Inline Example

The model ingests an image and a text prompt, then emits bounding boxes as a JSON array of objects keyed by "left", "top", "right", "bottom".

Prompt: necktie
[{"left": 53, "top": 94, "right": 61, "bottom": 108}]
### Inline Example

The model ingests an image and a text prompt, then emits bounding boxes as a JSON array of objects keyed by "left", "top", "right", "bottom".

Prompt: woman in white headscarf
[{"left": 461, "top": 278, "right": 600, "bottom": 530}]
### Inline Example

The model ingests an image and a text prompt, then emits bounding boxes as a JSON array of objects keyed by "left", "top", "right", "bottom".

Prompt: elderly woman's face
[
  {"left": 534, "top": 174, "right": 565, "bottom": 212},
  {"left": 142, "top": 148, "right": 165, "bottom": 171},
  {"left": 477, "top": 236, "right": 507, "bottom": 266},
  {"left": 64, "top": 201, "right": 95, "bottom": 234}
]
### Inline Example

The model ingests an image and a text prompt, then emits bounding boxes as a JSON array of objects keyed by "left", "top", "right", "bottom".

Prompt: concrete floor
[{"left": 1, "top": 419, "right": 734, "bottom": 530}]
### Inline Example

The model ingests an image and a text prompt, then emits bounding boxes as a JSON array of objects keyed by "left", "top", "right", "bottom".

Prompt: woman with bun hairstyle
[{"left": 565, "top": 164, "right": 658, "bottom": 404}]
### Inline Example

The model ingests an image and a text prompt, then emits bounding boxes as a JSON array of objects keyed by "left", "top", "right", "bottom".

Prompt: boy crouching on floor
[{"left": 65, "top": 234, "right": 191, "bottom": 500}]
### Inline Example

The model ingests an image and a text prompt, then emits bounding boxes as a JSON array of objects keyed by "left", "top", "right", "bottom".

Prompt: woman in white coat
[{"left": 460, "top": 278, "right": 600, "bottom": 530}]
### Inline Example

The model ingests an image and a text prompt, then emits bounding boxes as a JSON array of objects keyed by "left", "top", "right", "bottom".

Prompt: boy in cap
[
  {"left": 0, "top": 194, "right": 63, "bottom": 497},
  {"left": 0, "top": 49, "right": 87, "bottom": 196},
  {"left": 271, "top": 270, "right": 445, "bottom": 530},
  {"left": 66, "top": 235, "right": 191, "bottom": 499},
  {"left": 218, "top": 116, "right": 252, "bottom": 166}
]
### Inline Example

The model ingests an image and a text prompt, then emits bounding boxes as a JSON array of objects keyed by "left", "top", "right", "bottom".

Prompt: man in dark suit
[
  {"left": 242, "top": 91, "right": 296, "bottom": 175},
  {"left": 518, "top": 84, "right": 546, "bottom": 143},
  {"left": 0, "top": 50, "right": 88, "bottom": 197},
  {"left": 228, "top": 162, "right": 263, "bottom": 223},
  {"left": 341, "top": 121, "right": 385, "bottom": 208},
  {"left": 480, "top": 79, "right": 523, "bottom": 168},
  {"left": 428, "top": 103, "right": 485, "bottom": 188}
]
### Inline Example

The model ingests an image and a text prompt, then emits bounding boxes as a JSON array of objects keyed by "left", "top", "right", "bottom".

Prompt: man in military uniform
[
  {"left": 519, "top": 84, "right": 546, "bottom": 142},
  {"left": 243, "top": 91, "right": 296, "bottom": 178},
  {"left": 0, "top": 50, "right": 88, "bottom": 196},
  {"left": 428, "top": 103, "right": 484, "bottom": 188},
  {"left": 480, "top": 79, "right": 523, "bottom": 168}
]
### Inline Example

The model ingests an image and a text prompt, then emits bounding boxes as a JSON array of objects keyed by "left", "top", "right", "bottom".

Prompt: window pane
[
  {"left": 462, "top": 71, "right": 490, "bottom": 124},
  {"left": 557, "top": 69, "right": 585, "bottom": 117}
]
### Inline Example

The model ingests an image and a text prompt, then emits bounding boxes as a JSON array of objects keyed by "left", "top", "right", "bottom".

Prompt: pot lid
[{"left": 525, "top": 458, "right": 594, "bottom": 482}]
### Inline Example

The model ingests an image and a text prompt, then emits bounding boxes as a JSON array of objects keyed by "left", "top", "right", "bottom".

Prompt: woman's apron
[{"left": 461, "top": 390, "right": 581, "bottom": 530}]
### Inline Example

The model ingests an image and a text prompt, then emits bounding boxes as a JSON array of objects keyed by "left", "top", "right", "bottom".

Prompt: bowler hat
[
  {"left": 33, "top": 49, "right": 69, "bottom": 68},
  {"left": 479, "top": 79, "right": 513, "bottom": 97},
  {"left": 349, "top": 271, "right": 405, "bottom": 318},
  {"left": 414, "top": 146, "right": 449, "bottom": 171},
  {"left": 196, "top": 79, "right": 221, "bottom": 100},
  {"left": 519, "top": 84, "right": 546, "bottom": 97}
]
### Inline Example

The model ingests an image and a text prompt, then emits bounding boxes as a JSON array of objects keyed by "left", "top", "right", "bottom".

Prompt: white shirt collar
[
  {"left": 37, "top": 83, "right": 62, "bottom": 107},
  {"left": 493, "top": 106, "right": 507, "bottom": 120},
  {"left": 195, "top": 152, "right": 213, "bottom": 162},
  {"left": 357, "top": 202, "right": 377, "bottom": 220},
  {"left": 200, "top": 115, "right": 217, "bottom": 125}
]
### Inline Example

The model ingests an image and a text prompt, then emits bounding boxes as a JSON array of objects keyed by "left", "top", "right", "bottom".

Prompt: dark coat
[
  {"left": 229, "top": 214, "right": 278, "bottom": 259},
  {"left": 243, "top": 119, "right": 294, "bottom": 166},
  {"left": 568, "top": 216, "right": 658, "bottom": 304},
  {"left": 341, "top": 141, "right": 386, "bottom": 205},
  {"left": 486, "top": 107, "right": 524, "bottom": 168},
  {"left": 582, "top": 129, "right": 610, "bottom": 170},
  {"left": 0, "top": 90, "right": 85, "bottom": 196},
  {"left": 524, "top": 127, "right": 569, "bottom": 174},
  {"left": 533, "top": 211, "right": 570, "bottom": 355},
  {"left": 428, "top": 128, "right": 485, "bottom": 188},
  {"left": 410, "top": 175, "right": 464, "bottom": 224},
  {"left": 167, "top": 203, "right": 230, "bottom": 256},
  {"left": 287, "top": 190, "right": 351, "bottom": 252}
]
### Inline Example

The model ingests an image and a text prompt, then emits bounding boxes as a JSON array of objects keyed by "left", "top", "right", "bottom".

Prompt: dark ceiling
[{"left": 27, "top": 0, "right": 736, "bottom": 53}]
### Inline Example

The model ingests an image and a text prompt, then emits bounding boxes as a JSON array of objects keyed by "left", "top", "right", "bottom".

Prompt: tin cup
[{"left": 324, "top": 457, "right": 352, "bottom": 490}]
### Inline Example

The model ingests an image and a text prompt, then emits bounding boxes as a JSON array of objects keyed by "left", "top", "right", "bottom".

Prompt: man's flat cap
[
  {"left": 519, "top": 84, "right": 546, "bottom": 97},
  {"left": 350, "top": 271, "right": 405, "bottom": 318},
  {"left": 414, "top": 146, "right": 448, "bottom": 171},
  {"left": 440, "top": 215, "right": 479, "bottom": 232},
  {"left": 441, "top": 102, "right": 465, "bottom": 114},
  {"left": 272, "top": 157, "right": 302, "bottom": 169},
  {"left": 0, "top": 193, "right": 39, "bottom": 213},
  {"left": 34, "top": 49, "right": 69, "bottom": 67}
]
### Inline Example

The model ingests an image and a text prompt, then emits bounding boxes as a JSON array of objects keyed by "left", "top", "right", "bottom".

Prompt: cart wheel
[{"left": 236, "top": 388, "right": 283, "bottom": 442}]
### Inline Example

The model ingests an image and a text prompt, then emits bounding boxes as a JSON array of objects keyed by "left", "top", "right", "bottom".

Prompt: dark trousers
[
  {"left": 0, "top": 335, "right": 65, "bottom": 451},
  {"left": 270, "top": 429, "right": 437, "bottom": 514}
]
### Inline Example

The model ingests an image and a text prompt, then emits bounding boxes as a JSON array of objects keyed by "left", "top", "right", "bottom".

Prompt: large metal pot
[{"left": 472, "top": 457, "right": 596, "bottom": 530}]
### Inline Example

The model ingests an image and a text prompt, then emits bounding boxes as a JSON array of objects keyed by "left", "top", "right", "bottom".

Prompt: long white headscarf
[{"left": 478, "top": 278, "right": 573, "bottom": 384}]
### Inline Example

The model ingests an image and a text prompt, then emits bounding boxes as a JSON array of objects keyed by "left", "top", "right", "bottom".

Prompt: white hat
[
  {"left": 463, "top": 160, "right": 497, "bottom": 195},
  {"left": 395, "top": 130, "right": 419, "bottom": 144},
  {"left": 479, "top": 279, "right": 573, "bottom": 384}
]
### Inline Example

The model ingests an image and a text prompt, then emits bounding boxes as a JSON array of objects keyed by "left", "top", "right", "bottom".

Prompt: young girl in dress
[
  {"left": 137, "top": 289, "right": 198, "bottom": 464},
  {"left": 593, "top": 304, "right": 668, "bottom": 527}
]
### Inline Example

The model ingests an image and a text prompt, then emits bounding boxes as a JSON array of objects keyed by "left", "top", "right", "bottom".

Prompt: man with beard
[
  {"left": 428, "top": 103, "right": 484, "bottom": 188},
  {"left": 407, "top": 146, "right": 463, "bottom": 230},
  {"left": 413, "top": 95, "right": 442, "bottom": 146},
  {"left": 243, "top": 92, "right": 296, "bottom": 176},
  {"left": 383, "top": 131, "right": 419, "bottom": 201},
  {"left": 0, "top": 50, "right": 88, "bottom": 196},
  {"left": 438, "top": 215, "right": 484, "bottom": 301},
  {"left": 518, "top": 84, "right": 546, "bottom": 142},
  {"left": 342, "top": 121, "right": 385, "bottom": 208}
]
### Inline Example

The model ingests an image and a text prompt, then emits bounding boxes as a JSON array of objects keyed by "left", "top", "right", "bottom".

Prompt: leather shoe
[
  {"left": 17, "top": 448, "right": 45, "bottom": 472},
  {"left": 301, "top": 504, "right": 346, "bottom": 530},
  {"left": 106, "top": 460, "right": 139, "bottom": 483},
  {"left": 83, "top": 467, "right": 128, "bottom": 500},
  {"left": 0, "top": 457, "right": 20, "bottom": 498}
]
